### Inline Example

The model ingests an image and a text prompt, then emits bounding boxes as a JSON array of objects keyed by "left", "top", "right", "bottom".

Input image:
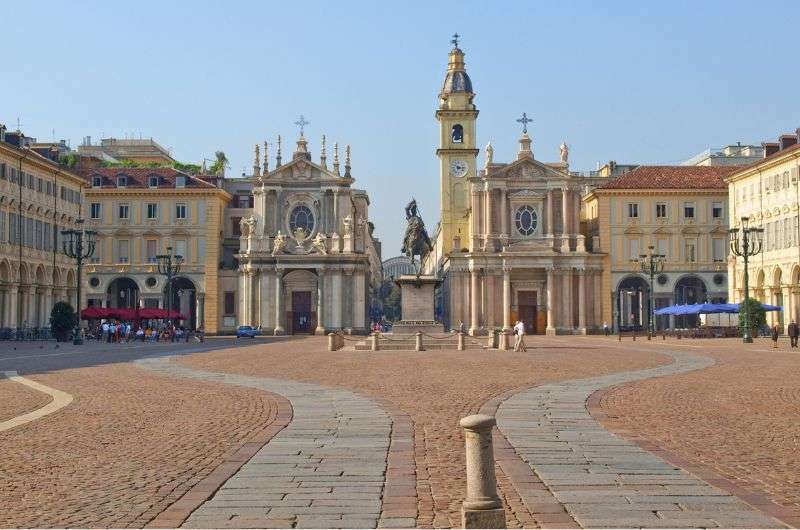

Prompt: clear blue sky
[{"left": 3, "top": 1, "right": 799, "bottom": 253}]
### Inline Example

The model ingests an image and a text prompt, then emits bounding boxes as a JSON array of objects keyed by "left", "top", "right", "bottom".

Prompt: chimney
[
  {"left": 762, "top": 142, "right": 779, "bottom": 158},
  {"left": 0, "top": 124, "right": 6, "bottom": 142},
  {"left": 779, "top": 134, "right": 797, "bottom": 151}
]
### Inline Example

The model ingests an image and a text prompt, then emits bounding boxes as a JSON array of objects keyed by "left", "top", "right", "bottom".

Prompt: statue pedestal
[{"left": 392, "top": 275, "right": 443, "bottom": 334}]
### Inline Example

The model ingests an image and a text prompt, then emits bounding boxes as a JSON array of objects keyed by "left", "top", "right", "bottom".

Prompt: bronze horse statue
[{"left": 401, "top": 198, "right": 432, "bottom": 277}]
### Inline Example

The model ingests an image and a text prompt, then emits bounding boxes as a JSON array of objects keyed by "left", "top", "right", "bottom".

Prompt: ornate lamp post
[
  {"left": 61, "top": 219, "right": 97, "bottom": 345},
  {"left": 156, "top": 246, "right": 183, "bottom": 319},
  {"left": 631, "top": 245, "right": 666, "bottom": 339},
  {"left": 730, "top": 216, "right": 764, "bottom": 343}
]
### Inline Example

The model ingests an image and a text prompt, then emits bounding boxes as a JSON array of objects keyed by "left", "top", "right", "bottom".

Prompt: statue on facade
[
  {"left": 272, "top": 231, "right": 287, "bottom": 255},
  {"left": 342, "top": 215, "right": 353, "bottom": 236},
  {"left": 559, "top": 141, "right": 569, "bottom": 164},
  {"left": 401, "top": 198, "right": 432, "bottom": 276},
  {"left": 312, "top": 232, "right": 328, "bottom": 254}
]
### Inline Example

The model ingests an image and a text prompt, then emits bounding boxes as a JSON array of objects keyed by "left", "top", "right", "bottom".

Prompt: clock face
[{"left": 449, "top": 159, "right": 469, "bottom": 178}]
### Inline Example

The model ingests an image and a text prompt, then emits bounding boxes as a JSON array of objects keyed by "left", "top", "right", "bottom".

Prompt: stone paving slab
[
  {"left": 138, "top": 357, "right": 393, "bottom": 529},
  {"left": 496, "top": 351, "right": 786, "bottom": 528}
]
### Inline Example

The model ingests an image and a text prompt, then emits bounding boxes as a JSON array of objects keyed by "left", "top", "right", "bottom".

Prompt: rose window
[
  {"left": 515, "top": 205, "right": 538, "bottom": 236},
  {"left": 289, "top": 205, "right": 315, "bottom": 235}
]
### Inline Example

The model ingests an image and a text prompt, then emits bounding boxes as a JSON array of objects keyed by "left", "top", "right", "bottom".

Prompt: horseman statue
[{"left": 401, "top": 198, "right": 432, "bottom": 276}]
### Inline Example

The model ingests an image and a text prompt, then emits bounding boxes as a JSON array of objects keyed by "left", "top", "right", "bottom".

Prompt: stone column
[
  {"left": 331, "top": 270, "right": 343, "bottom": 329},
  {"left": 484, "top": 186, "right": 493, "bottom": 249},
  {"left": 560, "top": 188, "right": 570, "bottom": 252},
  {"left": 470, "top": 186, "right": 481, "bottom": 251},
  {"left": 562, "top": 268, "right": 572, "bottom": 330},
  {"left": 578, "top": 269, "right": 587, "bottom": 334},
  {"left": 273, "top": 190, "right": 280, "bottom": 235},
  {"left": 546, "top": 189, "right": 554, "bottom": 238},
  {"left": 783, "top": 285, "right": 792, "bottom": 333},
  {"left": 8, "top": 286, "right": 18, "bottom": 329},
  {"left": 274, "top": 272, "right": 285, "bottom": 335},
  {"left": 460, "top": 414, "right": 505, "bottom": 528},
  {"left": 239, "top": 271, "right": 249, "bottom": 325},
  {"left": 315, "top": 269, "right": 326, "bottom": 335},
  {"left": 593, "top": 270, "right": 602, "bottom": 329},
  {"left": 546, "top": 268, "right": 556, "bottom": 335},
  {"left": 27, "top": 288, "right": 37, "bottom": 327},
  {"left": 196, "top": 293, "right": 205, "bottom": 330},
  {"left": 333, "top": 190, "right": 340, "bottom": 234},
  {"left": 353, "top": 270, "right": 366, "bottom": 332},
  {"left": 502, "top": 268, "right": 511, "bottom": 331},
  {"left": 249, "top": 271, "right": 258, "bottom": 327},
  {"left": 500, "top": 190, "right": 509, "bottom": 238},
  {"left": 574, "top": 192, "right": 581, "bottom": 235},
  {"left": 42, "top": 286, "right": 53, "bottom": 328},
  {"left": 470, "top": 269, "right": 480, "bottom": 335}
]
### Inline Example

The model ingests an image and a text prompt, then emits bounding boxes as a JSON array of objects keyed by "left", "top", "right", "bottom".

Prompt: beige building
[
  {"left": 77, "top": 137, "right": 175, "bottom": 164},
  {"left": 726, "top": 131, "right": 800, "bottom": 332},
  {"left": 0, "top": 126, "right": 84, "bottom": 330},
  {"left": 81, "top": 167, "right": 231, "bottom": 333},
  {"left": 584, "top": 166, "right": 736, "bottom": 331},
  {"left": 424, "top": 40, "right": 604, "bottom": 335}
]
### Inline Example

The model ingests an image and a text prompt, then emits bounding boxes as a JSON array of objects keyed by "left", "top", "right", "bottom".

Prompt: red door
[{"left": 517, "top": 291, "right": 537, "bottom": 335}]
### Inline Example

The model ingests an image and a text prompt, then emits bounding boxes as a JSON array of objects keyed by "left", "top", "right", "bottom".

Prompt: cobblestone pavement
[
  {"left": 178, "top": 335, "right": 668, "bottom": 528},
  {"left": 599, "top": 338, "right": 800, "bottom": 526},
  {"left": 138, "top": 356, "right": 398, "bottom": 529},
  {"left": 0, "top": 341, "right": 283, "bottom": 528},
  {"left": 0, "top": 375, "right": 51, "bottom": 422},
  {"left": 497, "top": 348, "right": 784, "bottom": 528}
]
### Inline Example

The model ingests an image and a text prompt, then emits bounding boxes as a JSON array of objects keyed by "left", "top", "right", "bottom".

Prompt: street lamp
[
  {"left": 156, "top": 246, "right": 183, "bottom": 319},
  {"left": 730, "top": 216, "right": 764, "bottom": 343},
  {"left": 61, "top": 219, "right": 97, "bottom": 345},
  {"left": 631, "top": 245, "right": 666, "bottom": 339}
]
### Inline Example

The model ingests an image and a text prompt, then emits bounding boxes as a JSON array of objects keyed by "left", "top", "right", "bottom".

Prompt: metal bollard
[
  {"left": 327, "top": 332, "right": 337, "bottom": 352},
  {"left": 415, "top": 331, "right": 423, "bottom": 351},
  {"left": 457, "top": 331, "right": 465, "bottom": 351},
  {"left": 460, "top": 414, "right": 505, "bottom": 529},
  {"left": 371, "top": 332, "right": 379, "bottom": 351}
]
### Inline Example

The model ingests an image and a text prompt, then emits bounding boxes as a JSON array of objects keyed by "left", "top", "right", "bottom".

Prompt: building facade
[
  {"left": 81, "top": 167, "right": 231, "bottom": 333},
  {"left": 0, "top": 126, "right": 84, "bottom": 330},
  {"left": 424, "top": 41, "right": 604, "bottom": 335},
  {"left": 382, "top": 256, "right": 414, "bottom": 280},
  {"left": 584, "top": 166, "right": 736, "bottom": 331},
  {"left": 236, "top": 134, "right": 381, "bottom": 334},
  {"left": 683, "top": 144, "right": 765, "bottom": 167},
  {"left": 726, "top": 131, "right": 800, "bottom": 332},
  {"left": 77, "top": 137, "right": 175, "bottom": 165}
]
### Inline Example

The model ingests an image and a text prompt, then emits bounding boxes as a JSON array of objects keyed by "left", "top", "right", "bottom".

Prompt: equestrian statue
[{"left": 401, "top": 198, "right": 432, "bottom": 277}]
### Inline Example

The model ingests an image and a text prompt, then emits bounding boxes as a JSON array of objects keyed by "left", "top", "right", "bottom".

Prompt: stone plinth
[{"left": 393, "top": 275, "right": 443, "bottom": 334}]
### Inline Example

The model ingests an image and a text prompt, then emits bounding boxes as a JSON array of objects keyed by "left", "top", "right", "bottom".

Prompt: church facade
[
  {"left": 235, "top": 133, "right": 381, "bottom": 335},
  {"left": 424, "top": 40, "right": 605, "bottom": 335}
]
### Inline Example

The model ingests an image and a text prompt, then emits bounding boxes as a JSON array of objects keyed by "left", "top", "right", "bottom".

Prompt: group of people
[
  {"left": 91, "top": 320, "right": 197, "bottom": 343},
  {"left": 456, "top": 320, "right": 529, "bottom": 352},
  {"left": 771, "top": 319, "right": 799, "bottom": 348}
]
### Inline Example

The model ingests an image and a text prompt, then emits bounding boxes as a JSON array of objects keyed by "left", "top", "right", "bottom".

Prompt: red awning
[{"left": 81, "top": 306, "right": 106, "bottom": 319}]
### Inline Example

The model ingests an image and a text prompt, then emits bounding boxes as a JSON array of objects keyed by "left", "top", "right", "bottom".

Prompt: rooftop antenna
[{"left": 15, "top": 117, "right": 22, "bottom": 132}]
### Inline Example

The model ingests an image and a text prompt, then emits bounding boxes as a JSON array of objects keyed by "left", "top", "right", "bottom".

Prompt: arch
[
  {"left": 451, "top": 124, "right": 464, "bottom": 144},
  {"left": 34, "top": 265, "right": 46, "bottom": 287},
  {"left": 283, "top": 269, "right": 319, "bottom": 334},
  {"left": 107, "top": 277, "right": 140, "bottom": 309},
  {"left": 164, "top": 276, "right": 198, "bottom": 329},
  {"left": 18, "top": 262, "right": 30, "bottom": 285},
  {"left": 615, "top": 274, "right": 649, "bottom": 332},
  {"left": 0, "top": 259, "right": 11, "bottom": 283},
  {"left": 674, "top": 275, "right": 708, "bottom": 328},
  {"left": 66, "top": 269, "right": 76, "bottom": 287},
  {"left": 755, "top": 268, "right": 766, "bottom": 301},
  {"left": 772, "top": 266, "right": 783, "bottom": 288},
  {"left": 52, "top": 267, "right": 63, "bottom": 288},
  {"left": 792, "top": 264, "right": 800, "bottom": 286}
]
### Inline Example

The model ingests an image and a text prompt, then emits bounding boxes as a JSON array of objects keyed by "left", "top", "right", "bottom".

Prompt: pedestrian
[
  {"left": 513, "top": 320, "right": 527, "bottom": 352},
  {"left": 458, "top": 320, "right": 466, "bottom": 335},
  {"left": 102, "top": 320, "right": 110, "bottom": 342},
  {"left": 603, "top": 321, "right": 609, "bottom": 336},
  {"left": 771, "top": 324, "right": 780, "bottom": 349},
  {"left": 788, "top": 320, "right": 799, "bottom": 349}
]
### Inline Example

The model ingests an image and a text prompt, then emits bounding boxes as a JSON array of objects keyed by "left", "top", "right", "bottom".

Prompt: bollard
[
  {"left": 371, "top": 332, "right": 379, "bottom": 351},
  {"left": 327, "top": 332, "right": 337, "bottom": 352},
  {"left": 498, "top": 330, "right": 509, "bottom": 350},
  {"left": 647, "top": 331, "right": 652, "bottom": 341},
  {"left": 632, "top": 330, "right": 636, "bottom": 341},
  {"left": 457, "top": 332, "right": 465, "bottom": 351},
  {"left": 618, "top": 332, "right": 622, "bottom": 342},
  {"left": 486, "top": 330, "right": 496, "bottom": 349},
  {"left": 460, "top": 414, "right": 505, "bottom": 529},
  {"left": 415, "top": 331, "right": 424, "bottom": 351}
]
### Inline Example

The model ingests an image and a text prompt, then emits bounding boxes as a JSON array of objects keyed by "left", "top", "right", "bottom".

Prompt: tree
[
  {"left": 50, "top": 301, "right": 77, "bottom": 342},
  {"left": 738, "top": 297, "right": 766, "bottom": 337},
  {"left": 209, "top": 151, "right": 229, "bottom": 176},
  {"left": 382, "top": 283, "right": 402, "bottom": 322}
]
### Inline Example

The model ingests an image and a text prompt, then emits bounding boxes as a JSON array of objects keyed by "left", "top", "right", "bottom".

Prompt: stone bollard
[
  {"left": 498, "top": 330, "right": 509, "bottom": 351},
  {"left": 618, "top": 332, "right": 622, "bottom": 342},
  {"left": 486, "top": 330, "right": 496, "bottom": 349},
  {"left": 371, "top": 332, "right": 379, "bottom": 351},
  {"left": 415, "top": 332, "right": 424, "bottom": 351},
  {"left": 460, "top": 414, "right": 505, "bottom": 529},
  {"left": 632, "top": 331, "right": 636, "bottom": 341},
  {"left": 328, "top": 332, "right": 337, "bottom": 352},
  {"left": 457, "top": 332, "right": 465, "bottom": 351}
]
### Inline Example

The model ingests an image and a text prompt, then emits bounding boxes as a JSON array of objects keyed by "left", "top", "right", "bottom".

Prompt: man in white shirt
[
  {"left": 513, "top": 320, "right": 527, "bottom": 352},
  {"left": 101, "top": 321, "right": 110, "bottom": 342}
]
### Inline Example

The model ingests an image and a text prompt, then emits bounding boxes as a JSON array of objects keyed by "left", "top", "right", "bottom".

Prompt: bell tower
[{"left": 436, "top": 34, "right": 478, "bottom": 255}]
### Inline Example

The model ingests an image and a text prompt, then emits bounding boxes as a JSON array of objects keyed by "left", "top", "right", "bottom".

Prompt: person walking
[
  {"left": 771, "top": 324, "right": 780, "bottom": 349},
  {"left": 788, "top": 320, "right": 799, "bottom": 349},
  {"left": 513, "top": 320, "right": 527, "bottom": 352},
  {"left": 102, "top": 321, "right": 110, "bottom": 343},
  {"left": 603, "top": 321, "right": 610, "bottom": 336}
]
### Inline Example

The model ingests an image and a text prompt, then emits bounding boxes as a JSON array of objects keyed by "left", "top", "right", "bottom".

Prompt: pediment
[
  {"left": 652, "top": 226, "right": 672, "bottom": 235},
  {"left": 497, "top": 158, "right": 568, "bottom": 181},
  {"left": 623, "top": 225, "right": 644, "bottom": 235},
  {"left": 509, "top": 189, "right": 546, "bottom": 199},
  {"left": 710, "top": 225, "right": 729, "bottom": 235},
  {"left": 681, "top": 225, "right": 701, "bottom": 235},
  {"left": 265, "top": 156, "right": 345, "bottom": 183}
]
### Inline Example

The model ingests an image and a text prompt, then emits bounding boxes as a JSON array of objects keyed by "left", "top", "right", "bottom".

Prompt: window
[
  {"left": 36, "top": 178, "right": 42, "bottom": 193},
  {"left": 224, "top": 292, "right": 236, "bottom": 315},
  {"left": 451, "top": 124, "right": 464, "bottom": 144},
  {"left": 657, "top": 238, "right": 669, "bottom": 259},
  {"left": 35, "top": 220, "right": 43, "bottom": 249},
  {"left": 231, "top": 216, "right": 242, "bottom": 236},
  {"left": 117, "top": 176, "right": 127, "bottom": 187},
  {"left": 174, "top": 239, "right": 187, "bottom": 261},
  {"left": 91, "top": 238, "right": 102, "bottom": 263},
  {"left": 629, "top": 238, "right": 640, "bottom": 260},
  {"left": 683, "top": 202, "right": 695, "bottom": 219},
  {"left": 514, "top": 205, "right": 538, "bottom": 236},
  {"left": 146, "top": 239, "right": 158, "bottom": 262},
  {"left": 118, "top": 204, "right": 129, "bottom": 219},
  {"left": 712, "top": 202, "right": 723, "bottom": 219},
  {"left": 43, "top": 222, "right": 51, "bottom": 251},
  {"left": 175, "top": 175, "right": 186, "bottom": 188},
  {"left": 90, "top": 203, "right": 101, "bottom": 219},
  {"left": 175, "top": 203, "right": 187, "bottom": 220},
  {"left": 237, "top": 195, "right": 253, "bottom": 208},
  {"left": 0, "top": 163, "right": 5, "bottom": 180},
  {"left": 92, "top": 176, "right": 102, "bottom": 188},
  {"left": 712, "top": 238, "right": 725, "bottom": 262},
  {"left": 655, "top": 203, "right": 667, "bottom": 219},
  {"left": 0, "top": 211, "right": 5, "bottom": 243},
  {"left": 289, "top": 205, "right": 315, "bottom": 235},
  {"left": 148, "top": 175, "right": 159, "bottom": 188},
  {"left": 685, "top": 239, "right": 696, "bottom": 262},
  {"left": 146, "top": 203, "right": 158, "bottom": 219},
  {"left": 627, "top": 203, "right": 639, "bottom": 218},
  {"left": 118, "top": 239, "right": 129, "bottom": 263}
]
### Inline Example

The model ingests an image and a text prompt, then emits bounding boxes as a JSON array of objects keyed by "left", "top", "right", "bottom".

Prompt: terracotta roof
[
  {"left": 596, "top": 165, "right": 740, "bottom": 190},
  {"left": 78, "top": 167, "right": 216, "bottom": 189}
]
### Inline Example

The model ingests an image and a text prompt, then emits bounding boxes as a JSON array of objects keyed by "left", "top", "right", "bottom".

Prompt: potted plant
[
  {"left": 50, "top": 301, "right": 77, "bottom": 342},
  {"left": 738, "top": 297, "right": 767, "bottom": 339}
]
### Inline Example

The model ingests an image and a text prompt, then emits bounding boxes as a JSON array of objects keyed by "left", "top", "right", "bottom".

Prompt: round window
[
  {"left": 145, "top": 277, "right": 157, "bottom": 288},
  {"left": 89, "top": 277, "right": 100, "bottom": 288},
  {"left": 289, "top": 205, "right": 315, "bottom": 235},
  {"left": 657, "top": 274, "right": 668, "bottom": 285},
  {"left": 515, "top": 205, "right": 538, "bottom": 236},
  {"left": 713, "top": 274, "right": 724, "bottom": 286}
]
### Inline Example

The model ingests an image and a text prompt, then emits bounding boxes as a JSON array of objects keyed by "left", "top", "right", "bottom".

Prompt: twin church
[{"left": 237, "top": 37, "right": 605, "bottom": 335}]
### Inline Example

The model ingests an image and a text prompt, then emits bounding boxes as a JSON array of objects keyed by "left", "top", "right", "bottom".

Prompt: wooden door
[
  {"left": 291, "top": 291, "right": 313, "bottom": 334},
  {"left": 517, "top": 291, "right": 538, "bottom": 334}
]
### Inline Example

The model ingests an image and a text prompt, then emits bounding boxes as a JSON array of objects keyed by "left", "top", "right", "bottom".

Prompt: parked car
[{"left": 236, "top": 325, "right": 260, "bottom": 338}]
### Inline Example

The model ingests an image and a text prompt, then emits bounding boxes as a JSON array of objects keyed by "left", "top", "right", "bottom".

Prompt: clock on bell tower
[{"left": 436, "top": 34, "right": 478, "bottom": 255}]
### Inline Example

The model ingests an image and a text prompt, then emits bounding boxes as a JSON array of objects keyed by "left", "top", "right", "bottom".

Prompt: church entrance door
[
  {"left": 291, "top": 291, "right": 313, "bottom": 334},
  {"left": 518, "top": 291, "right": 538, "bottom": 335}
]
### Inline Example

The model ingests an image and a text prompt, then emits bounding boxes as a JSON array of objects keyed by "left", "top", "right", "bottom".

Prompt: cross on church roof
[
  {"left": 516, "top": 112, "right": 533, "bottom": 134},
  {"left": 294, "top": 115, "right": 310, "bottom": 136},
  {"left": 451, "top": 33, "right": 460, "bottom": 48}
]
